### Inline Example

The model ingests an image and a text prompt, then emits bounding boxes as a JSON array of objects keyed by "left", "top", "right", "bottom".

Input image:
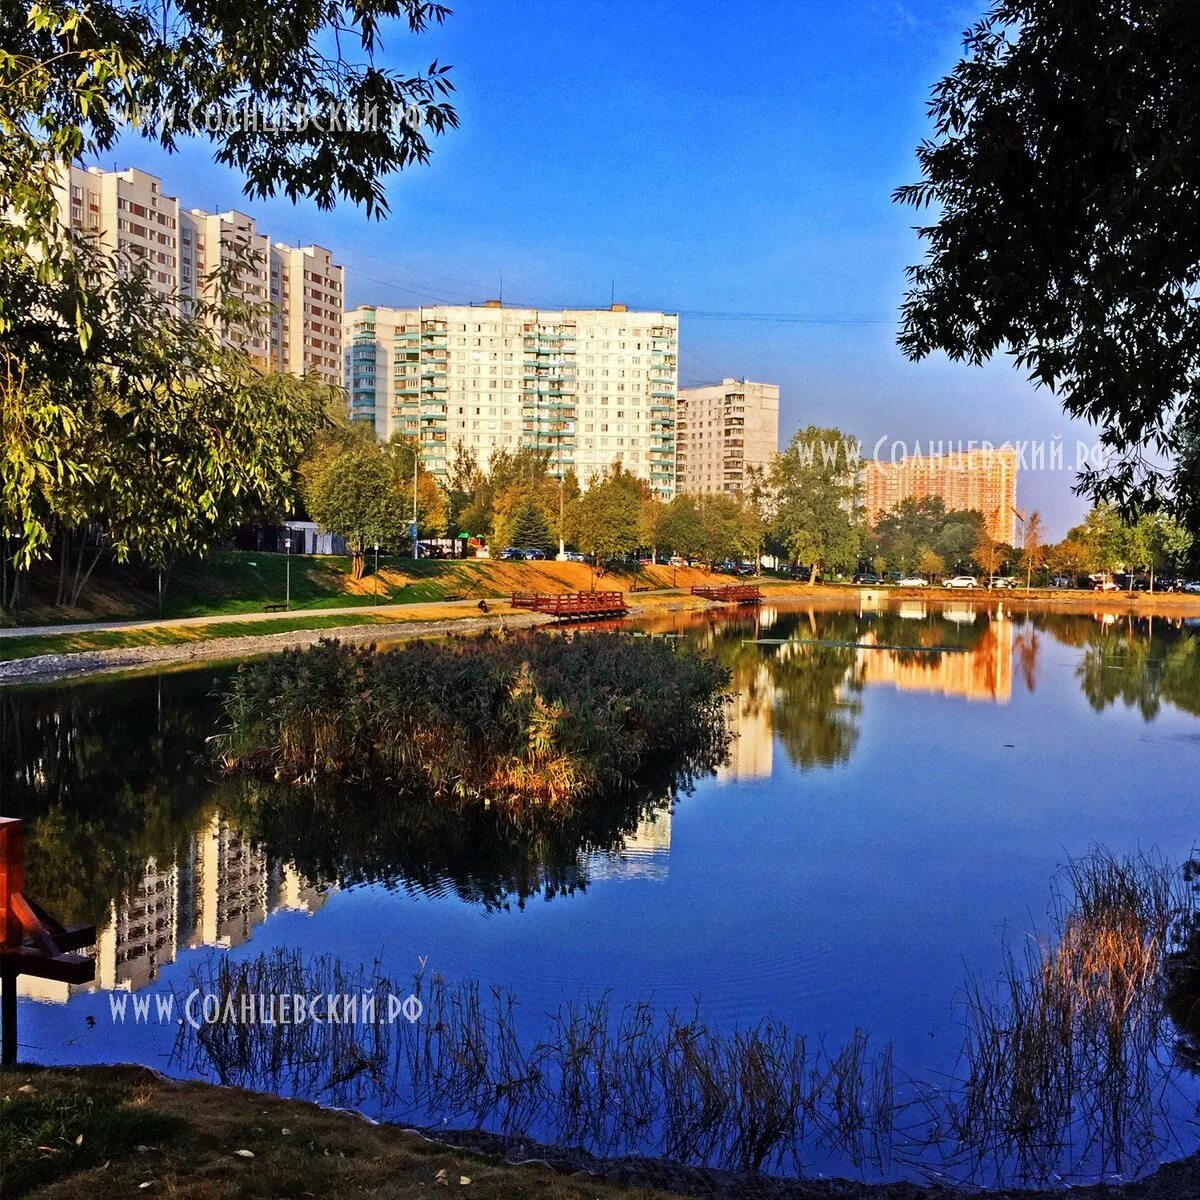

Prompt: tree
[
  {"left": 769, "top": 427, "right": 861, "bottom": 582},
  {"left": 1, "top": 255, "right": 332, "bottom": 610},
  {"left": 974, "top": 528, "right": 1003, "bottom": 583},
  {"left": 301, "top": 438, "right": 402, "bottom": 579},
  {"left": 1020, "top": 510, "right": 1045, "bottom": 589},
  {"left": 566, "top": 470, "right": 641, "bottom": 579},
  {"left": 445, "top": 440, "right": 483, "bottom": 547},
  {"left": 696, "top": 494, "right": 763, "bottom": 569},
  {"left": 384, "top": 434, "right": 447, "bottom": 545},
  {"left": 917, "top": 548, "right": 945, "bottom": 582},
  {"left": 1131, "top": 511, "right": 1193, "bottom": 591},
  {"left": 506, "top": 501, "right": 554, "bottom": 556},
  {"left": 656, "top": 495, "right": 706, "bottom": 564},
  {"left": 1079, "top": 504, "right": 1129, "bottom": 576},
  {"left": 1047, "top": 535, "right": 1093, "bottom": 582},
  {"left": 895, "top": 0, "right": 1200, "bottom": 526},
  {"left": 1, "top": 0, "right": 457, "bottom": 594}
]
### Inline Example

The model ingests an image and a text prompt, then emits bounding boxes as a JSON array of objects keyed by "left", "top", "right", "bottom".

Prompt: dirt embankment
[{"left": 3, "top": 1066, "right": 1198, "bottom": 1200}]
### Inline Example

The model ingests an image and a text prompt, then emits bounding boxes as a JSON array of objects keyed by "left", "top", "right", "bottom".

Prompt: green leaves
[
  {"left": 768, "top": 426, "right": 862, "bottom": 577},
  {"left": 896, "top": 0, "right": 1200, "bottom": 526}
]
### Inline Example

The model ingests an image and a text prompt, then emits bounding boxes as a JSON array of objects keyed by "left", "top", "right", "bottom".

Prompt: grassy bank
[
  {"left": 4, "top": 550, "right": 737, "bottom": 627},
  {"left": 0, "top": 1065, "right": 676, "bottom": 1200},
  {"left": 4, "top": 1065, "right": 1199, "bottom": 1200}
]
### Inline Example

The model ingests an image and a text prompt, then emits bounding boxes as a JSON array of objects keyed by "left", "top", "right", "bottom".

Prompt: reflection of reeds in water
[
  {"left": 942, "top": 849, "right": 1187, "bottom": 1184},
  {"left": 174, "top": 954, "right": 894, "bottom": 1176},
  {"left": 172, "top": 849, "right": 1197, "bottom": 1185}
]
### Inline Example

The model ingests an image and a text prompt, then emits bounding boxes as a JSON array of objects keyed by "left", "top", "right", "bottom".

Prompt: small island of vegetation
[{"left": 213, "top": 632, "right": 731, "bottom": 810}]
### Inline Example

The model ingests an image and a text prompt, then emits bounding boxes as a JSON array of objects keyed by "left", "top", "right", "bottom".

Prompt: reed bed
[
  {"left": 211, "top": 633, "right": 731, "bottom": 811},
  {"left": 172, "top": 848, "right": 1200, "bottom": 1186}
]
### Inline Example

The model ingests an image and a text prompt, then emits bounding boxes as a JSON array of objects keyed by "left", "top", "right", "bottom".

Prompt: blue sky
[{"left": 107, "top": 0, "right": 1097, "bottom": 535}]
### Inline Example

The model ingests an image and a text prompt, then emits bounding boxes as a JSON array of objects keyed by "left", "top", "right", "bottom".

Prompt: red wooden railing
[
  {"left": 690, "top": 584, "right": 763, "bottom": 604},
  {"left": 511, "top": 592, "right": 628, "bottom": 620}
]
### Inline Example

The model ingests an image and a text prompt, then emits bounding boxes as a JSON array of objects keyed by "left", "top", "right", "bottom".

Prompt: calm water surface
[{"left": 3, "top": 599, "right": 1200, "bottom": 1183}]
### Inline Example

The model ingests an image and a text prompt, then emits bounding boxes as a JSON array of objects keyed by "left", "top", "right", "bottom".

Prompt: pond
[{"left": 3, "top": 599, "right": 1200, "bottom": 1187}]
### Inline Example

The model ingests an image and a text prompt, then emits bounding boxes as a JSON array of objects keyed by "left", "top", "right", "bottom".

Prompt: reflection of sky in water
[{"left": 4, "top": 601, "right": 1200, "bottom": 1176}]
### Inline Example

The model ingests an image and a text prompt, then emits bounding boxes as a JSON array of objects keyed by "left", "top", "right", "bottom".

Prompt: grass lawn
[
  {"left": 5, "top": 551, "right": 725, "bottom": 629},
  {"left": 0, "top": 1065, "right": 683, "bottom": 1200},
  {"left": 0, "top": 611, "right": 411, "bottom": 662}
]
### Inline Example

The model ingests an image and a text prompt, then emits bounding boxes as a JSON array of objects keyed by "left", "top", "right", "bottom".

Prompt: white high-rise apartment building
[
  {"left": 344, "top": 302, "right": 679, "bottom": 497},
  {"left": 54, "top": 165, "right": 344, "bottom": 384},
  {"left": 676, "top": 378, "right": 779, "bottom": 496}
]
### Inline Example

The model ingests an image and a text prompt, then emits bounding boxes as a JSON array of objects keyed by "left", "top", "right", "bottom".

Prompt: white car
[
  {"left": 942, "top": 576, "right": 979, "bottom": 589},
  {"left": 897, "top": 576, "right": 929, "bottom": 587}
]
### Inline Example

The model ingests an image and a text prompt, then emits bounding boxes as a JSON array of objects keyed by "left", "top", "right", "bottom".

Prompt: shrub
[{"left": 212, "top": 632, "right": 730, "bottom": 812}]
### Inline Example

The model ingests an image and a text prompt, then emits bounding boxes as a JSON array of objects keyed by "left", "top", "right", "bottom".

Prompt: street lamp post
[
  {"left": 283, "top": 535, "right": 292, "bottom": 609},
  {"left": 411, "top": 446, "right": 420, "bottom": 561},
  {"left": 373, "top": 542, "right": 380, "bottom": 602}
]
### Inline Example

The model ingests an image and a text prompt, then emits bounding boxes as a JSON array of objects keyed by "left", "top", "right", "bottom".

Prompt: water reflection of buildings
[
  {"left": 717, "top": 660, "right": 775, "bottom": 783},
  {"left": 19, "top": 813, "right": 333, "bottom": 1002},
  {"left": 585, "top": 808, "right": 672, "bottom": 882},
  {"left": 856, "top": 617, "right": 1014, "bottom": 703}
]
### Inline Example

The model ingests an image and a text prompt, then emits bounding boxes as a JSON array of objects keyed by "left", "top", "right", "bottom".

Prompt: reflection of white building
[
  {"left": 18, "top": 815, "right": 334, "bottom": 1002},
  {"left": 717, "top": 661, "right": 775, "bottom": 783},
  {"left": 586, "top": 808, "right": 672, "bottom": 882}
]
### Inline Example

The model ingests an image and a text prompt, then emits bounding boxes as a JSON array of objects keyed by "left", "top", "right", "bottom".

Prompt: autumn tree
[
  {"left": 974, "top": 528, "right": 1004, "bottom": 583},
  {"left": 1020, "top": 510, "right": 1046, "bottom": 588}
]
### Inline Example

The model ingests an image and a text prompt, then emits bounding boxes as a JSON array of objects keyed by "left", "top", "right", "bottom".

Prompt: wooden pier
[
  {"left": 510, "top": 591, "right": 629, "bottom": 621},
  {"left": 691, "top": 584, "right": 763, "bottom": 605}
]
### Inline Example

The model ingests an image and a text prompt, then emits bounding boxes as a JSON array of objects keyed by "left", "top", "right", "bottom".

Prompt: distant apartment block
[
  {"left": 860, "top": 446, "right": 1018, "bottom": 545},
  {"left": 676, "top": 378, "right": 779, "bottom": 495},
  {"left": 55, "top": 165, "right": 344, "bottom": 384},
  {"left": 344, "top": 302, "right": 679, "bottom": 498}
]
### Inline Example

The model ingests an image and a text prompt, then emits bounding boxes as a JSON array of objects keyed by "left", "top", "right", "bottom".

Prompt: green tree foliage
[
  {"left": 1, "top": 0, "right": 456, "bottom": 602},
  {"left": 506, "top": 501, "right": 554, "bottom": 555},
  {"left": 1078, "top": 504, "right": 1129, "bottom": 574},
  {"left": 696, "top": 493, "right": 763, "bottom": 568},
  {"left": 300, "top": 428, "right": 443, "bottom": 578},
  {"left": 895, "top": 0, "right": 1200, "bottom": 525},
  {"left": 567, "top": 467, "right": 642, "bottom": 570},
  {"left": 768, "top": 426, "right": 861, "bottom": 581},
  {"left": 1, "top": 252, "right": 333, "bottom": 606},
  {"left": 871, "top": 497, "right": 986, "bottom": 575},
  {"left": 656, "top": 495, "right": 706, "bottom": 563}
]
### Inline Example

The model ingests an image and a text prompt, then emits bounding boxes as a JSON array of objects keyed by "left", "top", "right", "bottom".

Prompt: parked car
[
  {"left": 1051, "top": 575, "right": 1072, "bottom": 588},
  {"left": 942, "top": 576, "right": 979, "bottom": 589},
  {"left": 1184, "top": 581, "right": 1200, "bottom": 594},
  {"left": 853, "top": 572, "right": 880, "bottom": 585},
  {"left": 1092, "top": 578, "right": 1120, "bottom": 592},
  {"left": 896, "top": 576, "right": 929, "bottom": 587},
  {"left": 988, "top": 577, "right": 1018, "bottom": 590},
  {"left": 522, "top": 548, "right": 547, "bottom": 561},
  {"left": 668, "top": 555, "right": 685, "bottom": 568},
  {"left": 499, "top": 547, "right": 525, "bottom": 561},
  {"left": 734, "top": 563, "right": 757, "bottom": 576},
  {"left": 564, "top": 550, "right": 588, "bottom": 563}
]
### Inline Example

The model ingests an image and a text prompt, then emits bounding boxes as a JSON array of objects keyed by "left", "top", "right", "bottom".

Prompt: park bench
[{"left": 263, "top": 601, "right": 290, "bottom": 612}]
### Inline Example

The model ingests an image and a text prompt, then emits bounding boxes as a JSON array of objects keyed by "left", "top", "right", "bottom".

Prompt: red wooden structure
[
  {"left": 0, "top": 818, "right": 96, "bottom": 1065},
  {"left": 510, "top": 591, "right": 629, "bottom": 621},
  {"left": 690, "top": 584, "right": 763, "bottom": 605}
]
